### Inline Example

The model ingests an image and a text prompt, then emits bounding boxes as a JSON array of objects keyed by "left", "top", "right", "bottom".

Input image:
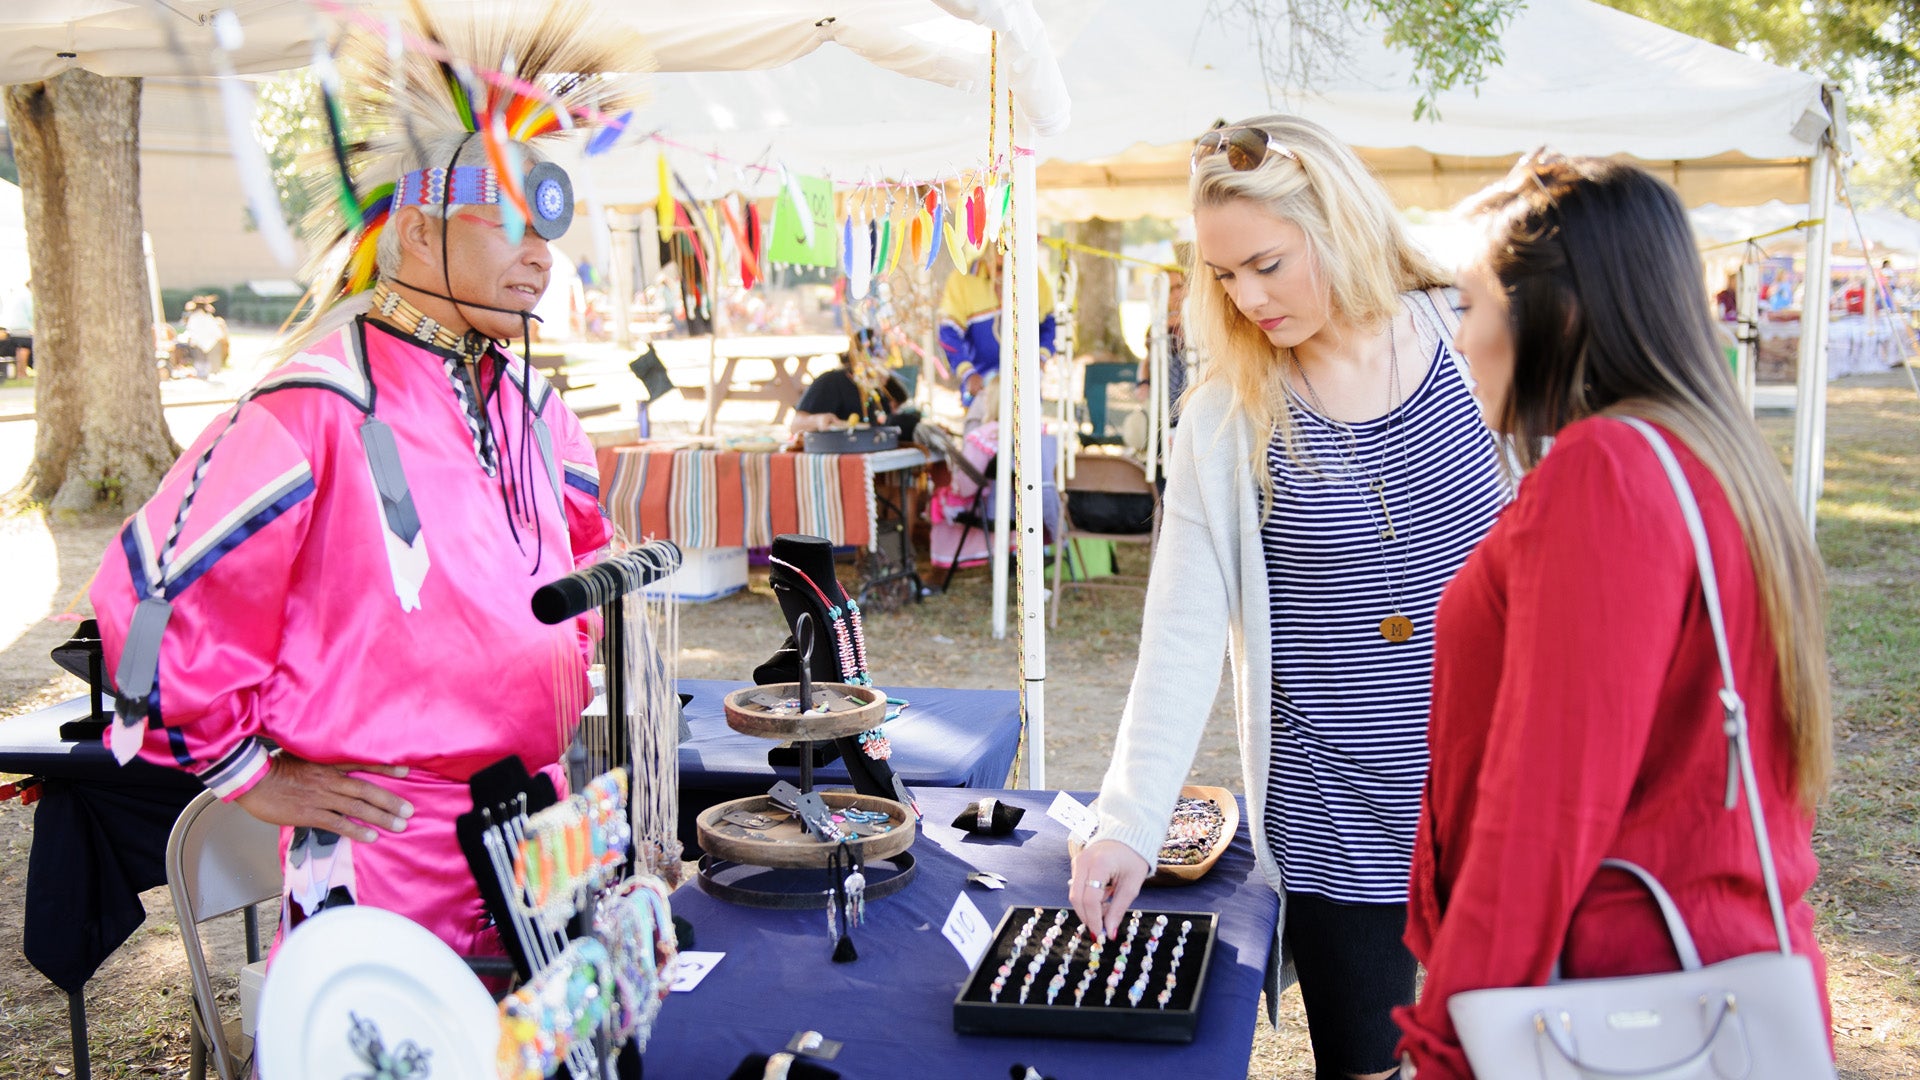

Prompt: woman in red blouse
[{"left": 1394, "top": 155, "right": 1834, "bottom": 1077}]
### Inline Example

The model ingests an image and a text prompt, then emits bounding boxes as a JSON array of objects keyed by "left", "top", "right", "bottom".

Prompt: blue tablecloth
[
  {"left": 643, "top": 787, "right": 1279, "bottom": 1080},
  {"left": 676, "top": 679, "right": 1022, "bottom": 792}
]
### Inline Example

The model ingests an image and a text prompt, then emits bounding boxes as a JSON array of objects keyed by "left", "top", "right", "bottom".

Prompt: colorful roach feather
[
  {"left": 290, "top": 0, "right": 651, "bottom": 332},
  {"left": 344, "top": 183, "right": 398, "bottom": 294}
]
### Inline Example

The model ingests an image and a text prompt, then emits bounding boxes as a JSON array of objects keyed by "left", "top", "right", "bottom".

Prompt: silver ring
[
  {"left": 763, "top": 1052, "right": 796, "bottom": 1080},
  {"left": 977, "top": 796, "right": 997, "bottom": 829},
  {"left": 1085, "top": 878, "right": 1105, "bottom": 889}
]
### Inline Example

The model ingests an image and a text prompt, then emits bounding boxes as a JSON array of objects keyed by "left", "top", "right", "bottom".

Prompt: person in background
[
  {"left": 1068, "top": 114, "right": 1510, "bottom": 1080},
  {"left": 1135, "top": 259, "right": 1191, "bottom": 427},
  {"left": 179, "top": 295, "right": 229, "bottom": 379},
  {"left": 1395, "top": 153, "right": 1831, "bottom": 1077},
  {"left": 1, "top": 279, "right": 35, "bottom": 374},
  {"left": 789, "top": 327, "right": 918, "bottom": 440},
  {"left": 939, "top": 247, "right": 1056, "bottom": 405}
]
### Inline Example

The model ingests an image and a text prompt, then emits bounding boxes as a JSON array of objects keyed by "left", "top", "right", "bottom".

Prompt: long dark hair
[{"left": 1464, "top": 153, "right": 1831, "bottom": 806}]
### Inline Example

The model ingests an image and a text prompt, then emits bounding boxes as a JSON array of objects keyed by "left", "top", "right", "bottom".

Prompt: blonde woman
[
  {"left": 1067, "top": 115, "right": 1509, "bottom": 1079},
  {"left": 1395, "top": 155, "right": 1832, "bottom": 1078}
]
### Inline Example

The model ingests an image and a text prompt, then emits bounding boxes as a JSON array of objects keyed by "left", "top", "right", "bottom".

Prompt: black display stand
[
  {"left": 760, "top": 535, "right": 901, "bottom": 802},
  {"left": 953, "top": 907, "right": 1219, "bottom": 1043}
]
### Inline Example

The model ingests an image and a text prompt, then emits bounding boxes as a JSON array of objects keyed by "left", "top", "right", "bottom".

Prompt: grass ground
[{"left": 0, "top": 372, "right": 1914, "bottom": 1077}]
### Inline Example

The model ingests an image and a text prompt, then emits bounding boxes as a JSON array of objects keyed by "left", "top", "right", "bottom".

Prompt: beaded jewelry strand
[{"left": 768, "top": 555, "right": 892, "bottom": 759}]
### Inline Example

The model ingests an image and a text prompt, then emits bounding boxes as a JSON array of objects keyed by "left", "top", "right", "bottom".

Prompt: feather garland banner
[
  {"left": 718, "top": 196, "right": 755, "bottom": 289},
  {"left": 926, "top": 196, "right": 945, "bottom": 271},
  {"left": 781, "top": 165, "right": 814, "bottom": 246},
  {"left": 745, "top": 201, "right": 765, "bottom": 284},
  {"left": 656, "top": 152, "right": 675, "bottom": 239}
]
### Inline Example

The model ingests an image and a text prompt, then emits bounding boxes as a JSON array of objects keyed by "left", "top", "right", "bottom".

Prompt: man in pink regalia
[{"left": 90, "top": 6, "right": 646, "bottom": 959}]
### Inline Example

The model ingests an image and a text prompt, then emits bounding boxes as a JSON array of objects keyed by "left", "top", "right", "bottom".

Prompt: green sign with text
[{"left": 767, "top": 173, "right": 836, "bottom": 268}]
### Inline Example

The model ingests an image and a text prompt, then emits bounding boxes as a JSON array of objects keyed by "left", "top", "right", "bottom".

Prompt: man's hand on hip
[{"left": 233, "top": 752, "right": 414, "bottom": 843}]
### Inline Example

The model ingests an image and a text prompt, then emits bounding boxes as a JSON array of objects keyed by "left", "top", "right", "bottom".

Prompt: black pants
[{"left": 1282, "top": 891, "right": 1417, "bottom": 1079}]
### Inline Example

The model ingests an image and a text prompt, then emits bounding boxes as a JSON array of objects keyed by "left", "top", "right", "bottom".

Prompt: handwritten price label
[
  {"left": 942, "top": 892, "right": 993, "bottom": 968},
  {"left": 668, "top": 951, "right": 724, "bottom": 992},
  {"left": 1046, "top": 791, "right": 1099, "bottom": 844}
]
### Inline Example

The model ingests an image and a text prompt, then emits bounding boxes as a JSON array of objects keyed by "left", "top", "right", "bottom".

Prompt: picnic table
[{"left": 673, "top": 334, "right": 852, "bottom": 433}]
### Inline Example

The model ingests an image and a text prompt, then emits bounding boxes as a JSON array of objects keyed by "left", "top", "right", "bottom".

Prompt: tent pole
[
  {"left": 1012, "top": 112, "right": 1047, "bottom": 790},
  {"left": 1146, "top": 271, "right": 1169, "bottom": 480},
  {"left": 1792, "top": 143, "right": 1834, "bottom": 532},
  {"left": 1736, "top": 260, "right": 1759, "bottom": 415},
  {"left": 991, "top": 248, "right": 1016, "bottom": 641}
]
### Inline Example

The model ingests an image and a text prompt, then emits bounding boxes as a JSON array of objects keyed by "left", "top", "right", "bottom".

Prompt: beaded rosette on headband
[{"left": 299, "top": 0, "right": 648, "bottom": 315}]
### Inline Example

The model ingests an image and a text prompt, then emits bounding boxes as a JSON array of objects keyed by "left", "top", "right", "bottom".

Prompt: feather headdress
[{"left": 296, "top": 0, "right": 652, "bottom": 326}]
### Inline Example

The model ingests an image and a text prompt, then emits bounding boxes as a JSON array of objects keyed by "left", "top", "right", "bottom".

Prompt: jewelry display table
[
  {"left": 1, "top": 680, "right": 1020, "bottom": 1078},
  {"left": 641, "top": 787, "right": 1278, "bottom": 1078}
]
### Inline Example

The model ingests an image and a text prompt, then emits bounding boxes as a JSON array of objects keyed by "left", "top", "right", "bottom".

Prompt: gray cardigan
[{"left": 1090, "top": 294, "right": 1464, "bottom": 1010}]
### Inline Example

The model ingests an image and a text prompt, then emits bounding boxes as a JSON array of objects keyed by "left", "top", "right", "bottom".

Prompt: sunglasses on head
[{"left": 1191, "top": 127, "right": 1298, "bottom": 174}]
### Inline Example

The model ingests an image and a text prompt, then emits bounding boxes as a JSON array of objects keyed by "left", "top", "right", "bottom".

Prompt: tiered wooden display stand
[{"left": 694, "top": 679, "right": 918, "bottom": 908}]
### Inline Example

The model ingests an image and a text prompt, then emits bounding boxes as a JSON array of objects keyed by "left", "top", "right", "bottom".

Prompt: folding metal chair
[
  {"left": 166, "top": 789, "right": 280, "bottom": 1080},
  {"left": 916, "top": 423, "right": 998, "bottom": 592},
  {"left": 1050, "top": 451, "right": 1159, "bottom": 626}
]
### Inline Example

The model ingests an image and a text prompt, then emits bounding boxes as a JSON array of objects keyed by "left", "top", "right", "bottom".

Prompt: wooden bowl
[
  {"left": 722, "top": 682, "right": 885, "bottom": 742},
  {"left": 1069, "top": 785, "right": 1238, "bottom": 887},
  {"left": 696, "top": 791, "right": 916, "bottom": 869}
]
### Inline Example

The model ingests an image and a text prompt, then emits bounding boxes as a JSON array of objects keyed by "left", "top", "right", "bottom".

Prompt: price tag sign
[
  {"left": 941, "top": 892, "right": 994, "bottom": 968},
  {"left": 668, "top": 951, "right": 724, "bottom": 992},
  {"left": 1046, "top": 791, "right": 1099, "bottom": 844}
]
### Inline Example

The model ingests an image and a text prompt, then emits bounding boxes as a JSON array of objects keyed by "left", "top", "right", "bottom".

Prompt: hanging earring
[
  {"left": 844, "top": 846, "right": 867, "bottom": 927},
  {"left": 831, "top": 846, "right": 858, "bottom": 963},
  {"left": 825, "top": 844, "right": 841, "bottom": 941}
]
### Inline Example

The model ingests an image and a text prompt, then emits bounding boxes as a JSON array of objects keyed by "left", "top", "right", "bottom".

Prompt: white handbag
[{"left": 1444, "top": 418, "right": 1835, "bottom": 1080}]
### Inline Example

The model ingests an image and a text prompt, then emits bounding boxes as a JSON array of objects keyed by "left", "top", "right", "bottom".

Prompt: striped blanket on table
[{"left": 596, "top": 446, "right": 879, "bottom": 549}]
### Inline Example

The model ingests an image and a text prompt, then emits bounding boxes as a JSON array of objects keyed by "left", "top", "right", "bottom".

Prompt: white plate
[{"left": 257, "top": 906, "right": 498, "bottom": 1079}]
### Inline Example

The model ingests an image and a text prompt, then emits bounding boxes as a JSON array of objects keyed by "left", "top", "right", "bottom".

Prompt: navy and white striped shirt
[{"left": 1261, "top": 307, "right": 1508, "bottom": 904}]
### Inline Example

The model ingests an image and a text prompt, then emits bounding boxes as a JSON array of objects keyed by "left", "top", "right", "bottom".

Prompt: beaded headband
[{"left": 393, "top": 160, "right": 575, "bottom": 241}]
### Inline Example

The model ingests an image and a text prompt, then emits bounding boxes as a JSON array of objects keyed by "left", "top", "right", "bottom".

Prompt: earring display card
[{"left": 952, "top": 906, "right": 1218, "bottom": 1043}]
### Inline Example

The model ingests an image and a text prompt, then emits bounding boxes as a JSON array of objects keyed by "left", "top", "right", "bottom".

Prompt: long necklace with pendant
[{"left": 1292, "top": 314, "right": 1415, "bottom": 643}]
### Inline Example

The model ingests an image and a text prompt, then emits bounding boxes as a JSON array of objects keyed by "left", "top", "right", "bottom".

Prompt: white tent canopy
[
  {"left": 1694, "top": 200, "right": 1920, "bottom": 259},
  {"left": 0, "top": 1, "right": 1066, "bottom": 150},
  {"left": 573, "top": 0, "right": 1832, "bottom": 213},
  {"left": 1032, "top": 0, "right": 1831, "bottom": 218}
]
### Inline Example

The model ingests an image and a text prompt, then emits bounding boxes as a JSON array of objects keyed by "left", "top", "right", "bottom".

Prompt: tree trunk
[
  {"left": 6, "top": 70, "right": 176, "bottom": 515},
  {"left": 1067, "top": 217, "right": 1136, "bottom": 362}
]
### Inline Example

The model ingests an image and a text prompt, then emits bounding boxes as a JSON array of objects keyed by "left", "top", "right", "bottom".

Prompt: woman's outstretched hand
[{"left": 1068, "top": 839, "right": 1152, "bottom": 942}]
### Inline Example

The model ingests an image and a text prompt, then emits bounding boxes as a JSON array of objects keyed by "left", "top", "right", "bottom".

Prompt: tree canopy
[{"left": 1599, "top": 0, "right": 1920, "bottom": 208}]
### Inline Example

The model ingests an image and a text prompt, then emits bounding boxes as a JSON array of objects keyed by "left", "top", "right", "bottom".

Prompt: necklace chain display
[
  {"left": 766, "top": 555, "right": 891, "bottom": 759},
  {"left": 1289, "top": 309, "right": 1417, "bottom": 643}
]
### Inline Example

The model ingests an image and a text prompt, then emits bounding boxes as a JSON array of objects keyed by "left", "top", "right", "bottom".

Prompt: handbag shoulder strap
[
  {"left": 1596, "top": 858, "right": 1703, "bottom": 969},
  {"left": 1618, "top": 416, "right": 1794, "bottom": 956},
  {"left": 1418, "top": 287, "right": 1474, "bottom": 385}
]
